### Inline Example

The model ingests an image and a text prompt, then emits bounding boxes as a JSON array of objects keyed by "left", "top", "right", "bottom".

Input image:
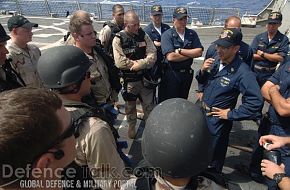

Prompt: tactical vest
[
  {"left": 92, "top": 44, "right": 122, "bottom": 92},
  {"left": 62, "top": 102, "right": 119, "bottom": 190},
  {"left": 103, "top": 21, "right": 122, "bottom": 57},
  {"left": 117, "top": 28, "right": 147, "bottom": 81},
  {"left": 64, "top": 102, "right": 119, "bottom": 140}
]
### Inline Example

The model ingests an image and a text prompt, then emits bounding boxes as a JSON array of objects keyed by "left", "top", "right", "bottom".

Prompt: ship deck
[{"left": 0, "top": 15, "right": 268, "bottom": 190}]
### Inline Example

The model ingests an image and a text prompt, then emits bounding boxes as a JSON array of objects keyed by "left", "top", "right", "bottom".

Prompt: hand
[
  {"left": 207, "top": 107, "right": 230, "bottom": 119},
  {"left": 154, "top": 41, "right": 161, "bottom": 47},
  {"left": 269, "top": 85, "right": 280, "bottom": 95},
  {"left": 201, "top": 58, "right": 215, "bottom": 72},
  {"left": 196, "top": 92, "right": 203, "bottom": 101},
  {"left": 261, "top": 159, "right": 285, "bottom": 179},
  {"left": 259, "top": 135, "right": 288, "bottom": 150},
  {"left": 257, "top": 50, "right": 264, "bottom": 57},
  {"left": 130, "top": 61, "right": 141, "bottom": 71}
]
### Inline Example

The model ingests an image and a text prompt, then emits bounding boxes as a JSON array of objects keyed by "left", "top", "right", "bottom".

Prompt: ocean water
[{"left": 75, "top": 0, "right": 271, "bottom": 14}]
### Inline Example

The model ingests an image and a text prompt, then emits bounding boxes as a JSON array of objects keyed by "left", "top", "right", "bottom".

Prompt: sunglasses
[
  {"left": 32, "top": 118, "right": 80, "bottom": 162},
  {"left": 53, "top": 118, "right": 80, "bottom": 144}
]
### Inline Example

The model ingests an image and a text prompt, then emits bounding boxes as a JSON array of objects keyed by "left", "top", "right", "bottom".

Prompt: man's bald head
[
  {"left": 71, "top": 10, "right": 91, "bottom": 22},
  {"left": 124, "top": 10, "right": 140, "bottom": 34},
  {"left": 224, "top": 16, "right": 241, "bottom": 29},
  {"left": 124, "top": 10, "right": 139, "bottom": 24}
]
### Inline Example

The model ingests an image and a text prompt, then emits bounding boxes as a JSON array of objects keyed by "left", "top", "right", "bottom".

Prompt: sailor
[
  {"left": 251, "top": 12, "right": 289, "bottom": 87},
  {"left": 158, "top": 7, "right": 203, "bottom": 103},
  {"left": 197, "top": 15, "right": 253, "bottom": 101},
  {"left": 196, "top": 28, "right": 263, "bottom": 173},
  {"left": 144, "top": 5, "right": 170, "bottom": 87}
]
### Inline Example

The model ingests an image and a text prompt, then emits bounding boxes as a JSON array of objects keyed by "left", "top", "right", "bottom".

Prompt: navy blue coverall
[
  {"left": 196, "top": 55, "right": 263, "bottom": 172},
  {"left": 159, "top": 27, "right": 203, "bottom": 103},
  {"left": 251, "top": 31, "right": 289, "bottom": 87}
]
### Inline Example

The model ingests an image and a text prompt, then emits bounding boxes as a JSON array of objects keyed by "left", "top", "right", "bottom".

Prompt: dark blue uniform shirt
[
  {"left": 144, "top": 23, "right": 170, "bottom": 41},
  {"left": 196, "top": 55, "right": 263, "bottom": 121},
  {"left": 205, "top": 41, "right": 253, "bottom": 67},
  {"left": 265, "top": 60, "right": 290, "bottom": 190},
  {"left": 196, "top": 55, "right": 263, "bottom": 173},
  {"left": 144, "top": 22, "right": 170, "bottom": 63},
  {"left": 161, "top": 27, "right": 203, "bottom": 70},
  {"left": 251, "top": 31, "right": 289, "bottom": 68},
  {"left": 268, "top": 60, "right": 290, "bottom": 127}
]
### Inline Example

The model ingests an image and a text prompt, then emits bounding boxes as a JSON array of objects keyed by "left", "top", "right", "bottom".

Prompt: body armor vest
[
  {"left": 103, "top": 21, "right": 122, "bottom": 57},
  {"left": 117, "top": 28, "right": 147, "bottom": 81}
]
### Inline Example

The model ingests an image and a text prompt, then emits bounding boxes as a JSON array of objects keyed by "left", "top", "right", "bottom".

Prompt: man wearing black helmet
[
  {"left": 0, "top": 23, "right": 24, "bottom": 92},
  {"left": 121, "top": 98, "right": 228, "bottom": 189},
  {"left": 37, "top": 46, "right": 125, "bottom": 190}
]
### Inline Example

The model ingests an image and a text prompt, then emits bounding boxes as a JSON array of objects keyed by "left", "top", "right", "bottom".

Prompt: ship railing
[{"left": 0, "top": 0, "right": 240, "bottom": 26}]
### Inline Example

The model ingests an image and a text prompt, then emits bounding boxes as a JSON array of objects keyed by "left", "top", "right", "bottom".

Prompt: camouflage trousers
[{"left": 125, "top": 81, "right": 154, "bottom": 128}]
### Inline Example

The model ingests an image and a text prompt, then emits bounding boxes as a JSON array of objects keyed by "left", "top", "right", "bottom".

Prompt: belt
[
  {"left": 174, "top": 69, "right": 193, "bottom": 74},
  {"left": 254, "top": 64, "right": 276, "bottom": 72}
]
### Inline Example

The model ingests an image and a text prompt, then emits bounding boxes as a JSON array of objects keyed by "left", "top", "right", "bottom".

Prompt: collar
[
  {"left": 260, "top": 30, "right": 283, "bottom": 43},
  {"left": 8, "top": 42, "right": 31, "bottom": 55},
  {"left": 84, "top": 48, "right": 97, "bottom": 60},
  {"left": 214, "top": 55, "right": 241, "bottom": 76},
  {"left": 112, "top": 19, "right": 122, "bottom": 29}
]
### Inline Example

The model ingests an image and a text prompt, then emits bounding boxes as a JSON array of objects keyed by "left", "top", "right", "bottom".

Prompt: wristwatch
[
  {"left": 273, "top": 173, "right": 286, "bottom": 184},
  {"left": 178, "top": 48, "right": 182, "bottom": 54},
  {"left": 261, "top": 52, "right": 265, "bottom": 58}
]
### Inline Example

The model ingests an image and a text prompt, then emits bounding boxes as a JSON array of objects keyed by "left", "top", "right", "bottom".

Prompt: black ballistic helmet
[
  {"left": 37, "top": 46, "right": 92, "bottom": 89},
  {"left": 142, "top": 98, "right": 213, "bottom": 178}
]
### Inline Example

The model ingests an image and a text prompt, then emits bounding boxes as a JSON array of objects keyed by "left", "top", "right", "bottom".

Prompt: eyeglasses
[
  {"left": 80, "top": 31, "right": 97, "bottom": 38},
  {"left": 32, "top": 118, "right": 79, "bottom": 162},
  {"left": 53, "top": 118, "right": 80, "bottom": 144}
]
